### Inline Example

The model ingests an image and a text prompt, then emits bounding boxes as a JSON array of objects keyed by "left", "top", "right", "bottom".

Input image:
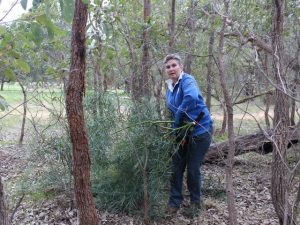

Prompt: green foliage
[
  {"left": 14, "top": 59, "right": 31, "bottom": 73},
  {"left": 3, "top": 69, "right": 16, "bottom": 81},
  {"left": 89, "top": 97, "right": 172, "bottom": 218},
  {"left": 58, "top": 0, "right": 75, "bottom": 23}
]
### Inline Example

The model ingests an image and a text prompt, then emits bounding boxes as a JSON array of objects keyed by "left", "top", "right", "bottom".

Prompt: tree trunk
[
  {"left": 66, "top": 1, "right": 99, "bottom": 224},
  {"left": 17, "top": 79, "right": 27, "bottom": 146},
  {"left": 168, "top": 0, "right": 176, "bottom": 52},
  {"left": 153, "top": 65, "right": 163, "bottom": 119},
  {"left": 206, "top": 31, "right": 215, "bottom": 111},
  {"left": 140, "top": 0, "right": 151, "bottom": 99},
  {"left": 183, "top": 0, "right": 196, "bottom": 74},
  {"left": 218, "top": 104, "right": 227, "bottom": 136},
  {"left": 217, "top": 1, "right": 238, "bottom": 224},
  {"left": 290, "top": 77, "right": 297, "bottom": 126},
  {"left": 270, "top": 0, "right": 294, "bottom": 224},
  {"left": 0, "top": 78, "right": 4, "bottom": 91},
  {"left": 0, "top": 177, "right": 8, "bottom": 225},
  {"left": 290, "top": 44, "right": 299, "bottom": 125},
  {"left": 259, "top": 51, "right": 271, "bottom": 129}
]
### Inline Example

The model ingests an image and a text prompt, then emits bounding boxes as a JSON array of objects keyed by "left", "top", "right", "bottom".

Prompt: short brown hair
[{"left": 164, "top": 53, "right": 182, "bottom": 65}]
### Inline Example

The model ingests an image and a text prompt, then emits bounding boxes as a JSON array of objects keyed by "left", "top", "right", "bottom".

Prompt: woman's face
[{"left": 165, "top": 59, "right": 183, "bottom": 82}]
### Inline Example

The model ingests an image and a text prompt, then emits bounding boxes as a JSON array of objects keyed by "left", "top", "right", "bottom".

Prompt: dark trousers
[{"left": 168, "top": 131, "right": 212, "bottom": 208}]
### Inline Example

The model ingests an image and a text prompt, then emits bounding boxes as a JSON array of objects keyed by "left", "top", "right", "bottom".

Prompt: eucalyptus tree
[
  {"left": 270, "top": 1, "right": 296, "bottom": 224},
  {"left": 65, "top": 0, "right": 99, "bottom": 224},
  {"left": 216, "top": 1, "right": 238, "bottom": 224}
]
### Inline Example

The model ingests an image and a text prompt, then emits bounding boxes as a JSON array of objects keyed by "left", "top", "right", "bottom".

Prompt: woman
[{"left": 164, "top": 53, "right": 212, "bottom": 213}]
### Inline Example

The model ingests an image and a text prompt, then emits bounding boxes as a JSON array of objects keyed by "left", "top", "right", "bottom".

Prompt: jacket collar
[{"left": 166, "top": 72, "right": 184, "bottom": 92}]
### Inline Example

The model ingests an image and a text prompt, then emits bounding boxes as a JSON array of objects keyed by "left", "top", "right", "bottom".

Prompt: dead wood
[{"left": 206, "top": 125, "right": 300, "bottom": 163}]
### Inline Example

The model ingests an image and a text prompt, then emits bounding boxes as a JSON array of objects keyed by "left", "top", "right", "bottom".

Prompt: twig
[
  {"left": 9, "top": 193, "right": 25, "bottom": 223},
  {"left": 0, "top": 0, "right": 19, "bottom": 22}
]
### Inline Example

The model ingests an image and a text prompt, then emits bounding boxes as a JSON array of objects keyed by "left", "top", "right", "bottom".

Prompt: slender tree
[
  {"left": 140, "top": 0, "right": 151, "bottom": 98},
  {"left": 270, "top": 0, "right": 294, "bottom": 224},
  {"left": 217, "top": 1, "right": 238, "bottom": 224},
  {"left": 65, "top": 0, "right": 99, "bottom": 224},
  {"left": 184, "top": 0, "right": 196, "bottom": 74},
  {"left": 206, "top": 31, "right": 215, "bottom": 111},
  {"left": 17, "top": 79, "right": 27, "bottom": 146},
  {"left": 168, "top": 0, "right": 176, "bottom": 52}
]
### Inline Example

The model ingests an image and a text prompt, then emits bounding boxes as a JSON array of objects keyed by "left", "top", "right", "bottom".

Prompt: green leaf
[
  {"left": 31, "top": 22, "right": 44, "bottom": 46},
  {"left": 4, "top": 69, "right": 16, "bottom": 80},
  {"left": 58, "top": 0, "right": 75, "bottom": 23},
  {"left": 20, "top": 0, "right": 28, "bottom": 10},
  {"left": 15, "top": 59, "right": 31, "bottom": 73},
  {"left": 36, "top": 14, "right": 55, "bottom": 39},
  {"left": 36, "top": 14, "right": 67, "bottom": 38}
]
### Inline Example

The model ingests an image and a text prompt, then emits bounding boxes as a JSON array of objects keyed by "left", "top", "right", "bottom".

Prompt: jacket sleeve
[{"left": 173, "top": 77, "right": 198, "bottom": 128}]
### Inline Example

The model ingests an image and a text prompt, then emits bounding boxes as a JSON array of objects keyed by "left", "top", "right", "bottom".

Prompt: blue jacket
[{"left": 166, "top": 73, "right": 212, "bottom": 136}]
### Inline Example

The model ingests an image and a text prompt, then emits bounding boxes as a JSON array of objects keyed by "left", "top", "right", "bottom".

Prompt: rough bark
[
  {"left": 206, "top": 31, "right": 214, "bottom": 111},
  {"left": 183, "top": 0, "right": 196, "bottom": 74},
  {"left": 217, "top": 1, "right": 238, "bottom": 224},
  {"left": 66, "top": 0, "right": 99, "bottom": 224},
  {"left": 168, "top": 0, "right": 176, "bottom": 51},
  {"left": 0, "top": 177, "right": 8, "bottom": 225},
  {"left": 270, "top": 0, "right": 294, "bottom": 224},
  {"left": 140, "top": 0, "right": 151, "bottom": 99}
]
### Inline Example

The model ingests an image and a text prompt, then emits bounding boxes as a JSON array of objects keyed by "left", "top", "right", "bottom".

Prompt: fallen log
[{"left": 206, "top": 125, "right": 300, "bottom": 162}]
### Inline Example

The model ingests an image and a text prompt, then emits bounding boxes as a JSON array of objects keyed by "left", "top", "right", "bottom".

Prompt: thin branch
[
  {"left": 0, "top": 0, "right": 19, "bottom": 22},
  {"left": 233, "top": 90, "right": 273, "bottom": 105},
  {"left": 9, "top": 193, "right": 25, "bottom": 223}
]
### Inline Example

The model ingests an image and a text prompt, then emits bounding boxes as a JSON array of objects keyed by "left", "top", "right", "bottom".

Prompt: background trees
[{"left": 0, "top": 0, "right": 299, "bottom": 224}]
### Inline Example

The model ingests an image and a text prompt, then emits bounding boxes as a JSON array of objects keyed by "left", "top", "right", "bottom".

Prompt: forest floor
[{"left": 2, "top": 124, "right": 297, "bottom": 225}]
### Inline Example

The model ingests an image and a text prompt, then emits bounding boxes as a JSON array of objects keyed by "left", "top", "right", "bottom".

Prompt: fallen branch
[{"left": 206, "top": 125, "right": 300, "bottom": 162}]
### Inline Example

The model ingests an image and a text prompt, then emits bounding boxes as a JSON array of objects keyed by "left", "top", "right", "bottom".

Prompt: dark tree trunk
[
  {"left": 0, "top": 78, "right": 4, "bottom": 91},
  {"left": 270, "top": 0, "right": 294, "bottom": 224},
  {"left": 217, "top": 1, "right": 238, "bottom": 224},
  {"left": 206, "top": 31, "right": 215, "bottom": 111},
  {"left": 0, "top": 177, "right": 8, "bottom": 225},
  {"left": 65, "top": 1, "right": 99, "bottom": 224},
  {"left": 140, "top": 0, "right": 151, "bottom": 99},
  {"left": 17, "top": 79, "right": 27, "bottom": 146},
  {"left": 168, "top": 0, "right": 176, "bottom": 52},
  {"left": 183, "top": 0, "right": 196, "bottom": 74}
]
